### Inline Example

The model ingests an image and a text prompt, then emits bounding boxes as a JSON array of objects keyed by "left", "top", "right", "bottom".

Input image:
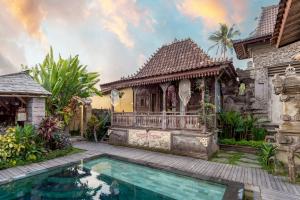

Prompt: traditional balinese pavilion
[
  {"left": 0, "top": 71, "right": 50, "bottom": 129},
  {"left": 100, "top": 39, "right": 237, "bottom": 159}
]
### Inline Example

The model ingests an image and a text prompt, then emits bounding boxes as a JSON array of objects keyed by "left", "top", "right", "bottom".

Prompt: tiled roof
[
  {"left": 0, "top": 72, "right": 51, "bottom": 96},
  {"left": 132, "top": 39, "right": 214, "bottom": 78},
  {"left": 101, "top": 39, "right": 236, "bottom": 92},
  {"left": 254, "top": 5, "right": 279, "bottom": 37},
  {"left": 234, "top": 5, "right": 279, "bottom": 59}
]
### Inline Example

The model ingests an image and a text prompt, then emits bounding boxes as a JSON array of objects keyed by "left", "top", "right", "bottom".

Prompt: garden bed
[
  {"left": 219, "top": 144, "right": 258, "bottom": 154},
  {"left": 0, "top": 147, "right": 84, "bottom": 170}
]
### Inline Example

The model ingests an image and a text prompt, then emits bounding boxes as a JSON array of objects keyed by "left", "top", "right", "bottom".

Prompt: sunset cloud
[
  {"left": 98, "top": 0, "right": 154, "bottom": 48},
  {"left": 1, "top": 0, "right": 46, "bottom": 42},
  {"left": 177, "top": 0, "right": 247, "bottom": 29}
]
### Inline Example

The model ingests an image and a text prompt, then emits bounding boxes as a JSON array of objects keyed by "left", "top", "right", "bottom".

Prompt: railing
[{"left": 111, "top": 112, "right": 216, "bottom": 131}]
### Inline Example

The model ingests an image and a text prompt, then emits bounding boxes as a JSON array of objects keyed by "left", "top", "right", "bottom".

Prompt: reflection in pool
[{"left": 0, "top": 157, "right": 226, "bottom": 200}]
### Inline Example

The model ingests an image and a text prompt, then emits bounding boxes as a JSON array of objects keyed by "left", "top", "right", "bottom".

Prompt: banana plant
[{"left": 27, "top": 47, "right": 101, "bottom": 123}]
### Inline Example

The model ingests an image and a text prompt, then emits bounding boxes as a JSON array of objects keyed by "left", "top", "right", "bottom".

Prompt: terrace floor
[{"left": 0, "top": 141, "right": 299, "bottom": 200}]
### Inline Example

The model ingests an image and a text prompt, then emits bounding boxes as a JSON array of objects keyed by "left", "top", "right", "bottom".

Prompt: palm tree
[{"left": 208, "top": 23, "right": 240, "bottom": 58}]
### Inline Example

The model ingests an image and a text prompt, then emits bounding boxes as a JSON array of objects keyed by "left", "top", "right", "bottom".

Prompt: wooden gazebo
[{"left": 0, "top": 71, "right": 50, "bottom": 128}]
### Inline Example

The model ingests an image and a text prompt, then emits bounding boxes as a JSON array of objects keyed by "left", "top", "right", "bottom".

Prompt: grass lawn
[
  {"left": 210, "top": 150, "right": 262, "bottom": 168},
  {"left": 0, "top": 147, "right": 85, "bottom": 170}
]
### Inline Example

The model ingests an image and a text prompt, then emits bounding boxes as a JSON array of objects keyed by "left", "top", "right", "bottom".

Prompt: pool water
[{"left": 0, "top": 157, "right": 226, "bottom": 200}]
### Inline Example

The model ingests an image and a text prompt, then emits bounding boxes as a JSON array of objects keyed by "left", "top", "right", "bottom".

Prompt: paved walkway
[
  {"left": 74, "top": 142, "right": 300, "bottom": 200},
  {"left": 0, "top": 142, "right": 299, "bottom": 200}
]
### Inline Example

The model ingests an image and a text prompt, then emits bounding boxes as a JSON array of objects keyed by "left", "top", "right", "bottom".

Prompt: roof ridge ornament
[{"left": 285, "top": 64, "right": 296, "bottom": 76}]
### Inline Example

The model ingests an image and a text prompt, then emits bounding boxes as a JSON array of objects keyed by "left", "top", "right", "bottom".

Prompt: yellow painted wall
[{"left": 91, "top": 87, "right": 133, "bottom": 112}]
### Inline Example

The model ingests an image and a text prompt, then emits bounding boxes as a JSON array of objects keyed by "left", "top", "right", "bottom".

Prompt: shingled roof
[
  {"left": 101, "top": 39, "right": 236, "bottom": 92},
  {"left": 0, "top": 72, "right": 51, "bottom": 96},
  {"left": 234, "top": 5, "right": 279, "bottom": 59}
]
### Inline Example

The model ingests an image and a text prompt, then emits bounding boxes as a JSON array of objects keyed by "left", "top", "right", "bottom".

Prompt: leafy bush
[
  {"left": 38, "top": 116, "right": 70, "bottom": 150},
  {"left": 252, "top": 127, "right": 267, "bottom": 141},
  {"left": 0, "top": 125, "right": 46, "bottom": 166},
  {"left": 85, "top": 114, "right": 110, "bottom": 142},
  {"left": 259, "top": 143, "right": 277, "bottom": 170},
  {"left": 219, "top": 138, "right": 264, "bottom": 148},
  {"left": 219, "top": 111, "right": 267, "bottom": 141},
  {"left": 52, "top": 132, "right": 71, "bottom": 150}
]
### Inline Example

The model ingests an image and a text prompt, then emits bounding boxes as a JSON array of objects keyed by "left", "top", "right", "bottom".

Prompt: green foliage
[
  {"left": 259, "top": 143, "right": 277, "bottom": 171},
  {"left": 219, "top": 111, "right": 267, "bottom": 141},
  {"left": 0, "top": 147, "right": 83, "bottom": 170},
  {"left": 38, "top": 116, "right": 70, "bottom": 150},
  {"left": 208, "top": 23, "right": 241, "bottom": 57},
  {"left": 85, "top": 114, "right": 110, "bottom": 142},
  {"left": 219, "top": 138, "right": 264, "bottom": 148},
  {"left": 252, "top": 127, "right": 267, "bottom": 141},
  {"left": 27, "top": 47, "right": 101, "bottom": 121},
  {"left": 0, "top": 125, "right": 45, "bottom": 166}
]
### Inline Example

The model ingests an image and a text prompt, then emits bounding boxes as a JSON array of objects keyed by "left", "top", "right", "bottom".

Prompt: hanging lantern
[
  {"left": 179, "top": 79, "right": 191, "bottom": 106},
  {"left": 111, "top": 89, "right": 120, "bottom": 107}
]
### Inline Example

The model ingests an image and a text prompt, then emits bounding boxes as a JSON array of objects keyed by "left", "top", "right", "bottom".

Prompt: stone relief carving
[{"left": 256, "top": 67, "right": 268, "bottom": 83}]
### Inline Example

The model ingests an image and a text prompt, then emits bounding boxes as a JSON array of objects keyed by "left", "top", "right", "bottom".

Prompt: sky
[{"left": 0, "top": 0, "right": 279, "bottom": 84}]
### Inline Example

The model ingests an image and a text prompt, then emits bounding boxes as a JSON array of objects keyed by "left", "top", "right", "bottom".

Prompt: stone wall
[
  {"left": 108, "top": 128, "right": 218, "bottom": 160},
  {"left": 27, "top": 97, "right": 46, "bottom": 127},
  {"left": 246, "top": 41, "right": 300, "bottom": 123}
]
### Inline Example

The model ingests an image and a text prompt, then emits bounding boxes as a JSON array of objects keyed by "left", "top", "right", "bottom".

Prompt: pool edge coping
[{"left": 0, "top": 152, "right": 244, "bottom": 200}]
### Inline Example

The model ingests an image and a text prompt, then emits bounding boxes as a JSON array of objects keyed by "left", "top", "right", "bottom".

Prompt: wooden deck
[{"left": 0, "top": 142, "right": 299, "bottom": 200}]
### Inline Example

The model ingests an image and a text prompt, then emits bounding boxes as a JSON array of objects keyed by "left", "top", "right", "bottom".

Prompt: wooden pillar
[
  {"left": 201, "top": 78, "right": 206, "bottom": 132},
  {"left": 160, "top": 82, "right": 170, "bottom": 129},
  {"left": 133, "top": 87, "right": 137, "bottom": 127},
  {"left": 80, "top": 104, "right": 84, "bottom": 137},
  {"left": 214, "top": 77, "right": 218, "bottom": 129}
]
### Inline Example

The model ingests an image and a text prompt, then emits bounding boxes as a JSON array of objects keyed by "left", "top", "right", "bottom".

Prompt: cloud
[
  {"left": 1, "top": 0, "right": 46, "bottom": 43},
  {"left": 177, "top": 0, "right": 247, "bottom": 29},
  {"left": 0, "top": 53, "right": 17, "bottom": 75},
  {"left": 97, "top": 0, "right": 154, "bottom": 48}
]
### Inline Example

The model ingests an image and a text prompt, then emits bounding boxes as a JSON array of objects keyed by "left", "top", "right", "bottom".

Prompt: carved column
[
  {"left": 133, "top": 87, "right": 138, "bottom": 127},
  {"left": 200, "top": 78, "right": 206, "bottom": 132},
  {"left": 160, "top": 82, "right": 170, "bottom": 129}
]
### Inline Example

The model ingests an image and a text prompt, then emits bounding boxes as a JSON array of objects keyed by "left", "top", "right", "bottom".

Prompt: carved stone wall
[
  {"left": 108, "top": 128, "right": 218, "bottom": 160},
  {"left": 250, "top": 41, "right": 300, "bottom": 122},
  {"left": 272, "top": 66, "right": 300, "bottom": 164}
]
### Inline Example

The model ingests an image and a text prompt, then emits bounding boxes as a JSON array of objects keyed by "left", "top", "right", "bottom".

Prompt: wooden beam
[
  {"left": 16, "top": 97, "right": 27, "bottom": 105},
  {"left": 276, "top": 0, "right": 293, "bottom": 48},
  {"left": 0, "top": 100, "right": 9, "bottom": 111}
]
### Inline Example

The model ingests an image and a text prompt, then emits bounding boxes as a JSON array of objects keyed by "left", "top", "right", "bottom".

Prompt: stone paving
[
  {"left": 0, "top": 142, "right": 299, "bottom": 200},
  {"left": 211, "top": 150, "right": 262, "bottom": 169}
]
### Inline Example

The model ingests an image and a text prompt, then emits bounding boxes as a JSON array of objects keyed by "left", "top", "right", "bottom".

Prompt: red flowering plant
[{"left": 38, "top": 116, "right": 70, "bottom": 150}]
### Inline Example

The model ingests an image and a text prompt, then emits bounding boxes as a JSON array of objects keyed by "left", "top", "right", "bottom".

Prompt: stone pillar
[
  {"left": 27, "top": 97, "right": 46, "bottom": 127},
  {"left": 200, "top": 78, "right": 206, "bottom": 132},
  {"left": 160, "top": 82, "right": 170, "bottom": 129}
]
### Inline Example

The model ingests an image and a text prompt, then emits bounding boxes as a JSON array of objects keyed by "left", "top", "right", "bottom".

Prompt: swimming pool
[{"left": 0, "top": 156, "right": 241, "bottom": 199}]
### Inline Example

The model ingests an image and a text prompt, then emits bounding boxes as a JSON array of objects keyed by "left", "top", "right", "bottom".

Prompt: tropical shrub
[
  {"left": 38, "top": 117, "right": 62, "bottom": 141},
  {"left": 252, "top": 127, "right": 267, "bottom": 141},
  {"left": 0, "top": 125, "right": 45, "bottom": 165},
  {"left": 218, "top": 111, "right": 267, "bottom": 141},
  {"left": 38, "top": 116, "right": 70, "bottom": 150},
  {"left": 259, "top": 143, "right": 277, "bottom": 170},
  {"left": 85, "top": 114, "right": 110, "bottom": 142},
  {"left": 26, "top": 48, "right": 101, "bottom": 124},
  {"left": 219, "top": 138, "right": 264, "bottom": 148}
]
